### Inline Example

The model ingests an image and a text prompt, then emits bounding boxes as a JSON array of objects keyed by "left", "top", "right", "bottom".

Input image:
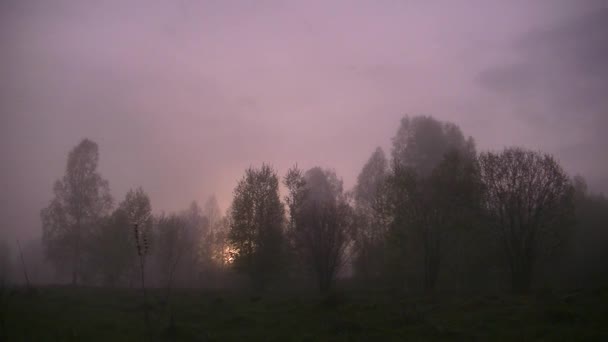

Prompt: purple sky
[{"left": 2, "top": 0, "right": 607, "bottom": 240}]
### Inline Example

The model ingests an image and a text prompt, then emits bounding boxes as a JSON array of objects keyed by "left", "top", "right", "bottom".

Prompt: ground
[{"left": 3, "top": 286, "right": 608, "bottom": 341}]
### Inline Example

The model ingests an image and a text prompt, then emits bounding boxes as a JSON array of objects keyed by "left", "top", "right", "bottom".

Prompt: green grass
[{"left": 3, "top": 287, "right": 608, "bottom": 341}]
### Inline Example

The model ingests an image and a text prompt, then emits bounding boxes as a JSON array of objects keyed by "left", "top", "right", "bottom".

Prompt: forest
[{"left": 2, "top": 115, "right": 608, "bottom": 341}]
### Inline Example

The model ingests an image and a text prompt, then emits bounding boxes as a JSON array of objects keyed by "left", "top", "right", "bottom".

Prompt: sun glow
[{"left": 222, "top": 246, "right": 236, "bottom": 265}]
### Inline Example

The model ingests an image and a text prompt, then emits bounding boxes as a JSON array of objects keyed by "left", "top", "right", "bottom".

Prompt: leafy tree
[
  {"left": 90, "top": 188, "right": 152, "bottom": 286},
  {"left": 352, "top": 147, "right": 391, "bottom": 283},
  {"left": 89, "top": 209, "right": 131, "bottom": 286},
  {"left": 420, "top": 150, "right": 483, "bottom": 290},
  {"left": 228, "top": 164, "right": 285, "bottom": 291},
  {"left": 387, "top": 116, "right": 480, "bottom": 291},
  {"left": 479, "top": 147, "right": 574, "bottom": 293},
  {"left": 122, "top": 188, "right": 153, "bottom": 229},
  {"left": 41, "top": 139, "right": 112, "bottom": 285},
  {"left": 284, "top": 166, "right": 353, "bottom": 293},
  {"left": 391, "top": 115, "right": 475, "bottom": 176}
]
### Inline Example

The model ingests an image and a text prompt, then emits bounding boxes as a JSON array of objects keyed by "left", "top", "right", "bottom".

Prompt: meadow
[{"left": 3, "top": 286, "right": 608, "bottom": 341}]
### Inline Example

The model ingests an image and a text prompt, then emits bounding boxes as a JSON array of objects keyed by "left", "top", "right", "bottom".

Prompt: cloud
[{"left": 478, "top": 6, "right": 608, "bottom": 191}]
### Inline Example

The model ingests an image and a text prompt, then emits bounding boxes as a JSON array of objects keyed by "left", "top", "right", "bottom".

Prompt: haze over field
[{"left": 2, "top": 0, "right": 607, "bottom": 241}]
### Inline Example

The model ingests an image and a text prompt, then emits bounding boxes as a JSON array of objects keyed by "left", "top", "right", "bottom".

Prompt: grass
[{"left": 4, "top": 286, "right": 608, "bottom": 341}]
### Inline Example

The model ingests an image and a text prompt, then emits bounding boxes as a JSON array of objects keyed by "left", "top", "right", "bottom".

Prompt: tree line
[{"left": 5, "top": 115, "right": 604, "bottom": 294}]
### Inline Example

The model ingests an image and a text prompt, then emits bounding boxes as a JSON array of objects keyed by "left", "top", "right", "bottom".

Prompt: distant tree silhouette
[
  {"left": 285, "top": 166, "right": 354, "bottom": 293},
  {"left": 179, "top": 201, "right": 209, "bottom": 286},
  {"left": 228, "top": 164, "right": 285, "bottom": 291},
  {"left": 561, "top": 176, "right": 608, "bottom": 287},
  {"left": 41, "top": 139, "right": 112, "bottom": 285},
  {"left": 89, "top": 208, "right": 132, "bottom": 286},
  {"left": 88, "top": 187, "right": 152, "bottom": 286},
  {"left": 391, "top": 115, "right": 475, "bottom": 176},
  {"left": 201, "top": 196, "right": 230, "bottom": 285},
  {"left": 154, "top": 213, "right": 187, "bottom": 291},
  {"left": 387, "top": 116, "right": 480, "bottom": 291},
  {"left": 352, "top": 147, "right": 391, "bottom": 283},
  {"left": 479, "top": 147, "right": 574, "bottom": 293}
]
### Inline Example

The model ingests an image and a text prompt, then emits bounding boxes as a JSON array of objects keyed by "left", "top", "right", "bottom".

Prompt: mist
[
  {"left": 2, "top": 0, "right": 605, "bottom": 242},
  {"left": 3, "top": 1, "right": 608, "bottom": 340}
]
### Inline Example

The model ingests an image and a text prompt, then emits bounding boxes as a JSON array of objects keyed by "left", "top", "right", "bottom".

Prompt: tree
[
  {"left": 560, "top": 176, "right": 608, "bottom": 287},
  {"left": 352, "top": 147, "right": 391, "bottom": 282},
  {"left": 90, "top": 187, "right": 152, "bottom": 286},
  {"left": 391, "top": 115, "right": 475, "bottom": 176},
  {"left": 201, "top": 196, "right": 230, "bottom": 285},
  {"left": 479, "top": 147, "right": 574, "bottom": 293},
  {"left": 41, "top": 139, "right": 113, "bottom": 285},
  {"left": 179, "top": 201, "right": 209, "bottom": 287},
  {"left": 387, "top": 116, "right": 480, "bottom": 291},
  {"left": 201, "top": 196, "right": 222, "bottom": 271},
  {"left": 154, "top": 213, "right": 187, "bottom": 290},
  {"left": 420, "top": 150, "right": 483, "bottom": 291},
  {"left": 89, "top": 209, "right": 131, "bottom": 286},
  {"left": 284, "top": 166, "right": 353, "bottom": 293},
  {"left": 228, "top": 164, "right": 285, "bottom": 291}
]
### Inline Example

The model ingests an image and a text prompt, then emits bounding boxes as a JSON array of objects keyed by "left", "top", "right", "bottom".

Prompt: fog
[{"left": 2, "top": 0, "right": 607, "bottom": 242}]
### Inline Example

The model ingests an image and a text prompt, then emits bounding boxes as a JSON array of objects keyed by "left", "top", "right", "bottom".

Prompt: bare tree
[
  {"left": 41, "top": 139, "right": 113, "bottom": 285},
  {"left": 479, "top": 147, "right": 574, "bottom": 293},
  {"left": 284, "top": 166, "right": 353, "bottom": 293}
]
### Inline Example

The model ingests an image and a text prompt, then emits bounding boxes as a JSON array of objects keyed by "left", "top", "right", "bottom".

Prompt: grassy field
[{"left": 3, "top": 286, "right": 608, "bottom": 341}]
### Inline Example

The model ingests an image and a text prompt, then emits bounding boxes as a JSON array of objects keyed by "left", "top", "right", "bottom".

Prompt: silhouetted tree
[
  {"left": 201, "top": 196, "right": 230, "bottom": 285},
  {"left": 179, "top": 201, "right": 209, "bottom": 286},
  {"left": 89, "top": 187, "right": 152, "bottom": 286},
  {"left": 387, "top": 116, "right": 479, "bottom": 291},
  {"left": 564, "top": 176, "right": 608, "bottom": 287},
  {"left": 285, "top": 166, "right": 354, "bottom": 293},
  {"left": 391, "top": 115, "right": 475, "bottom": 176},
  {"left": 89, "top": 209, "right": 132, "bottom": 286},
  {"left": 422, "top": 150, "right": 483, "bottom": 290},
  {"left": 154, "top": 213, "right": 187, "bottom": 290},
  {"left": 352, "top": 147, "right": 391, "bottom": 283},
  {"left": 228, "top": 164, "right": 285, "bottom": 291},
  {"left": 211, "top": 216, "right": 231, "bottom": 270},
  {"left": 479, "top": 147, "right": 574, "bottom": 293},
  {"left": 41, "top": 139, "right": 112, "bottom": 285}
]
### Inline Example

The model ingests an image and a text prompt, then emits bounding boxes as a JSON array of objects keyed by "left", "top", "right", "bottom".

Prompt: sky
[{"left": 1, "top": 0, "right": 607, "bottom": 241}]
